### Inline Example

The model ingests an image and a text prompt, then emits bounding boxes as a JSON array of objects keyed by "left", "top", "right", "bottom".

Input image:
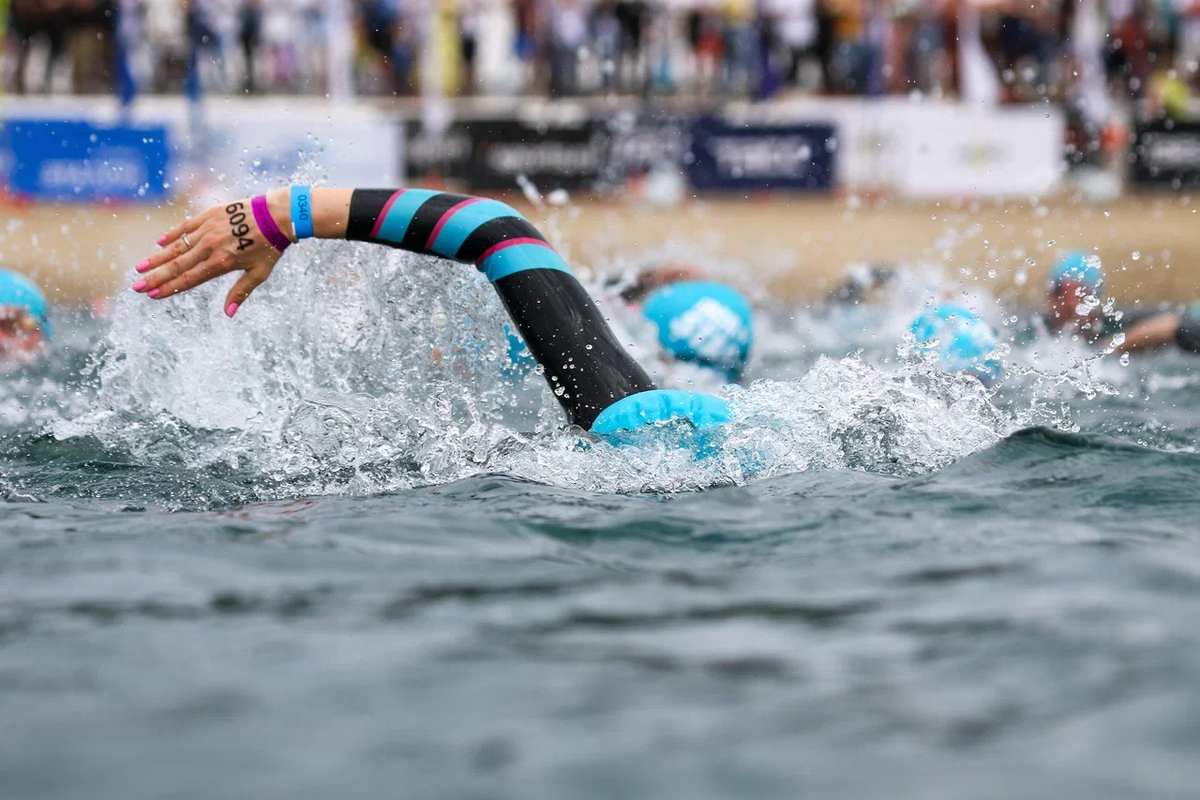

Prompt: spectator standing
[
  {"left": 549, "top": 0, "right": 588, "bottom": 96},
  {"left": 184, "top": 0, "right": 223, "bottom": 100},
  {"left": 722, "top": 0, "right": 757, "bottom": 94},
  {"left": 1179, "top": 0, "right": 1200, "bottom": 84},
  {"left": 861, "top": 0, "right": 887, "bottom": 95},
  {"left": 512, "top": 0, "right": 542, "bottom": 91},
  {"left": 687, "top": 7, "right": 725, "bottom": 95},
  {"left": 614, "top": 0, "right": 646, "bottom": 92},
  {"left": 1106, "top": 0, "right": 1150, "bottom": 97},
  {"left": 115, "top": 0, "right": 141, "bottom": 107},
  {"left": 359, "top": 0, "right": 414, "bottom": 95},
  {"left": 906, "top": 0, "right": 950, "bottom": 96},
  {"left": 645, "top": 1, "right": 677, "bottom": 93},
  {"left": 768, "top": 0, "right": 821, "bottom": 91},
  {"left": 997, "top": 0, "right": 1063, "bottom": 100},
  {"left": 591, "top": 0, "right": 622, "bottom": 91},
  {"left": 263, "top": 0, "right": 303, "bottom": 91},
  {"left": 239, "top": 0, "right": 261, "bottom": 92},
  {"left": 459, "top": 0, "right": 480, "bottom": 93},
  {"left": 9, "top": 0, "right": 70, "bottom": 94}
]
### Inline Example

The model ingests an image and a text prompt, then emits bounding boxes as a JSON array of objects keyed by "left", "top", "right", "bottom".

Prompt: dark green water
[{"left": 3, "top": 258, "right": 1200, "bottom": 799}]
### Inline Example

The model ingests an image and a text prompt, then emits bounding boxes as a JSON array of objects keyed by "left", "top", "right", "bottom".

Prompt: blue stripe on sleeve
[
  {"left": 374, "top": 189, "right": 441, "bottom": 244},
  {"left": 428, "top": 200, "right": 525, "bottom": 260},
  {"left": 478, "top": 244, "right": 573, "bottom": 283}
]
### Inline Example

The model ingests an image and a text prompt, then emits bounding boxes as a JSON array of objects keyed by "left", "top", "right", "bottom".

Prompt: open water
[{"left": 2, "top": 240, "right": 1199, "bottom": 799}]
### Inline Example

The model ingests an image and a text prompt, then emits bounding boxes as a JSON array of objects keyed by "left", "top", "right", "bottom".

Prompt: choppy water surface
[{"left": 3, "top": 242, "right": 1200, "bottom": 799}]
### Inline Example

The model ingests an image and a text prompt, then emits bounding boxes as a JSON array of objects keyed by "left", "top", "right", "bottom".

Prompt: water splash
[{"left": 35, "top": 239, "right": 1022, "bottom": 500}]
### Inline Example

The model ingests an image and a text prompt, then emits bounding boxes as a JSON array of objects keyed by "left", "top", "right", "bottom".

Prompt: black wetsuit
[{"left": 344, "top": 189, "right": 656, "bottom": 430}]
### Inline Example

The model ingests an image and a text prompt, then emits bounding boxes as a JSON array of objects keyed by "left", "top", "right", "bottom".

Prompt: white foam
[{"left": 44, "top": 243, "right": 1028, "bottom": 498}]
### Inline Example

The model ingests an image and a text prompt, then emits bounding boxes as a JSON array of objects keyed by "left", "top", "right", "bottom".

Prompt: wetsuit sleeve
[{"left": 344, "top": 189, "right": 656, "bottom": 430}]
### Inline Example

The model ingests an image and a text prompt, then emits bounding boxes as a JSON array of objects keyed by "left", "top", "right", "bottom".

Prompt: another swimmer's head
[
  {"left": 1046, "top": 251, "right": 1103, "bottom": 332},
  {"left": 910, "top": 303, "right": 1003, "bottom": 387},
  {"left": 830, "top": 262, "right": 898, "bottom": 305},
  {"left": 0, "top": 270, "right": 49, "bottom": 365},
  {"left": 616, "top": 263, "right": 708, "bottom": 304},
  {"left": 642, "top": 280, "right": 754, "bottom": 382}
]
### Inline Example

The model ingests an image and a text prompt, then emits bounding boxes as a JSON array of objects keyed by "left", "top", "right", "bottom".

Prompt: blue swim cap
[
  {"left": 591, "top": 389, "right": 730, "bottom": 434},
  {"left": 1049, "top": 251, "right": 1103, "bottom": 293},
  {"left": 0, "top": 269, "right": 49, "bottom": 337},
  {"left": 641, "top": 281, "right": 753, "bottom": 381},
  {"left": 910, "top": 303, "right": 1003, "bottom": 387}
]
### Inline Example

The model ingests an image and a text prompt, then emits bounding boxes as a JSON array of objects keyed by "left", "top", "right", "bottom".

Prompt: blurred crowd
[{"left": 0, "top": 0, "right": 1197, "bottom": 112}]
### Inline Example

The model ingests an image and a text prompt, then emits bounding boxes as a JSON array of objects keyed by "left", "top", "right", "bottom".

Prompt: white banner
[
  {"left": 721, "top": 98, "right": 1065, "bottom": 197},
  {"left": 891, "top": 106, "right": 1064, "bottom": 198}
]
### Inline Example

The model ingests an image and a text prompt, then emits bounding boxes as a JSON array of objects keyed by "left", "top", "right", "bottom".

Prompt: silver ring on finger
[{"left": 181, "top": 232, "right": 193, "bottom": 251}]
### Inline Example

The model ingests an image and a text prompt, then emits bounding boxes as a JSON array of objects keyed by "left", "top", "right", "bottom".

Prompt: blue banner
[
  {"left": 686, "top": 116, "right": 836, "bottom": 193},
  {"left": 3, "top": 119, "right": 170, "bottom": 202}
]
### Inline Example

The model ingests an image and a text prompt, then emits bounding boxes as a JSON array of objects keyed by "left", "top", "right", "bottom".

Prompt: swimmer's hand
[{"left": 132, "top": 190, "right": 293, "bottom": 318}]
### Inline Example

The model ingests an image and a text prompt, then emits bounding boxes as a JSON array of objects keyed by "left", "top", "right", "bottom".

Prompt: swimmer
[
  {"left": 0, "top": 269, "right": 50, "bottom": 366},
  {"left": 827, "top": 262, "right": 898, "bottom": 306},
  {"left": 909, "top": 303, "right": 1004, "bottom": 387},
  {"left": 1046, "top": 251, "right": 1200, "bottom": 355},
  {"left": 505, "top": 261, "right": 754, "bottom": 392},
  {"left": 609, "top": 264, "right": 755, "bottom": 384},
  {"left": 131, "top": 186, "right": 729, "bottom": 435}
]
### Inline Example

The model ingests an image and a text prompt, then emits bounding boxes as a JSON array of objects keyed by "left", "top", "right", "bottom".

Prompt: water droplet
[{"left": 1132, "top": 250, "right": 1141, "bottom": 261}]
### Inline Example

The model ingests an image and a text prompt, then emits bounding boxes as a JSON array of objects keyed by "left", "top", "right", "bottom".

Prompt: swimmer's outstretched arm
[
  {"left": 1106, "top": 312, "right": 1183, "bottom": 354},
  {"left": 136, "top": 187, "right": 663, "bottom": 430},
  {"left": 139, "top": 188, "right": 350, "bottom": 309}
]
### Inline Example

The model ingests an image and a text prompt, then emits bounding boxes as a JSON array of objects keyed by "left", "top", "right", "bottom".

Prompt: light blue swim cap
[
  {"left": 1049, "top": 251, "right": 1103, "bottom": 293},
  {"left": 910, "top": 303, "right": 1003, "bottom": 387},
  {"left": 641, "top": 281, "right": 754, "bottom": 381},
  {"left": 591, "top": 389, "right": 730, "bottom": 434},
  {"left": 0, "top": 269, "right": 49, "bottom": 337}
]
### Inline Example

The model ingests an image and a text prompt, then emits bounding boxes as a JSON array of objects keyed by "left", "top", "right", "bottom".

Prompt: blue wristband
[{"left": 290, "top": 185, "right": 314, "bottom": 240}]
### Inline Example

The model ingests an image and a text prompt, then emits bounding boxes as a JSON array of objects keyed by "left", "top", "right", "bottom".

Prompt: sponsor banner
[
  {"left": 3, "top": 119, "right": 170, "bottom": 202},
  {"left": 890, "top": 106, "right": 1064, "bottom": 198},
  {"left": 719, "top": 98, "right": 905, "bottom": 190},
  {"left": 604, "top": 112, "right": 695, "bottom": 180},
  {"left": 464, "top": 118, "right": 609, "bottom": 192},
  {"left": 403, "top": 120, "right": 474, "bottom": 183},
  {"left": 1131, "top": 120, "right": 1200, "bottom": 188},
  {"left": 0, "top": 99, "right": 401, "bottom": 200},
  {"left": 686, "top": 116, "right": 836, "bottom": 192}
]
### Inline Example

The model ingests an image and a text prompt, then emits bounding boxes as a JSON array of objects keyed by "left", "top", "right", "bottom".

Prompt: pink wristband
[{"left": 252, "top": 195, "right": 292, "bottom": 254}]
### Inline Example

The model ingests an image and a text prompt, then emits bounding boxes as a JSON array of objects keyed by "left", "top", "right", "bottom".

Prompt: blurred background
[{"left": 0, "top": 0, "right": 1197, "bottom": 304}]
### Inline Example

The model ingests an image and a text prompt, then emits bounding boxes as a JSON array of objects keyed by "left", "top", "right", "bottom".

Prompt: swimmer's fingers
[
  {"left": 134, "top": 244, "right": 208, "bottom": 296},
  {"left": 138, "top": 227, "right": 202, "bottom": 274},
  {"left": 154, "top": 213, "right": 206, "bottom": 251},
  {"left": 143, "top": 212, "right": 212, "bottom": 272},
  {"left": 148, "top": 259, "right": 229, "bottom": 300},
  {"left": 222, "top": 267, "right": 272, "bottom": 318}
]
